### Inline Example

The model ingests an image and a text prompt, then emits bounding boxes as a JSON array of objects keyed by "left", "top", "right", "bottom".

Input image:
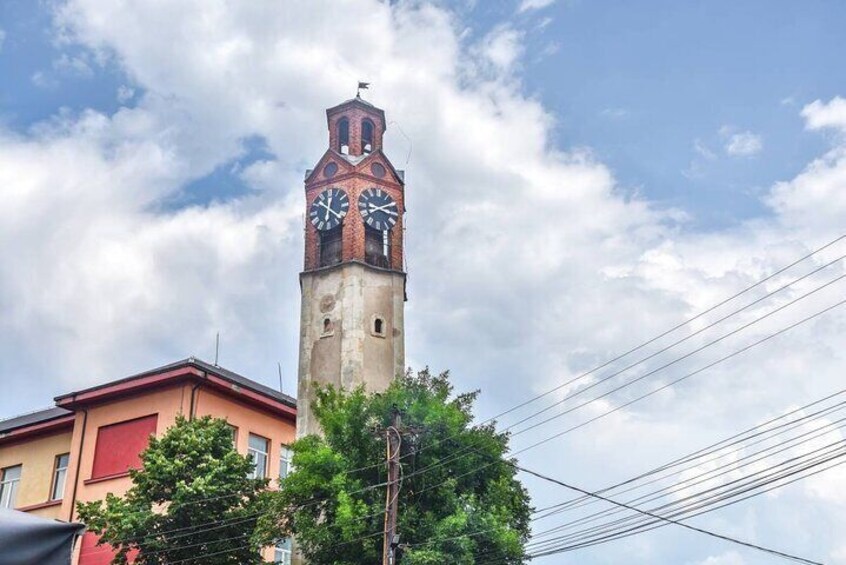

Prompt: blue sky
[
  {"left": 514, "top": 0, "right": 845, "bottom": 227},
  {"left": 2, "top": 1, "right": 846, "bottom": 563},
  {"left": 4, "top": 0, "right": 845, "bottom": 226}
]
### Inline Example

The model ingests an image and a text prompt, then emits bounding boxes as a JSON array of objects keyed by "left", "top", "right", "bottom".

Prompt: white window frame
[
  {"left": 51, "top": 453, "right": 70, "bottom": 501},
  {"left": 274, "top": 538, "right": 292, "bottom": 565},
  {"left": 247, "top": 434, "right": 269, "bottom": 479},
  {"left": 279, "top": 445, "right": 292, "bottom": 480},
  {"left": 0, "top": 465, "right": 22, "bottom": 509}
]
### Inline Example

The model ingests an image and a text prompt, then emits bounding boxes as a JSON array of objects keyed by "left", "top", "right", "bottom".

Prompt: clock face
[
  {"left": 358, "top": 188, "right": 398, "bottom": 231},
  {"left": 309, "top": 188, "right": 349, "bottom": 231}
]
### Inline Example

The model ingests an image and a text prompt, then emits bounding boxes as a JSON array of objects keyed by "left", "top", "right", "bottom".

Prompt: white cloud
[
  {"left": 31, "top": 70, "right": 58, "bottom": 89},
  {"left": 2, "top": 1, "right": 846, "bottom": 562},
  {"left": 474, "top": 24, "right": 523, "bottom": 73},
  {"left": 723, "top": 129, "right": 763, "bottom": 157},
  {"left": 0, "top": 28, "right": 5, "bottom": 53},
  {"left": 53, "top": 52, "right": 94, "bottom": 76},
  {"left": 518, "top": 0, "right": 557, "bottom": 12},
  {"left": 694, "top": 139, "right": 717, "bottom": 160},
  {"left": 802, "top": 96, "right": 846, "bottom": 132},
  {"left": 117, "top": 84, "right": 135, "bottom": 103}
]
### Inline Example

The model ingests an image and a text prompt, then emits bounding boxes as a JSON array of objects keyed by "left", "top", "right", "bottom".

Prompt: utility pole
[{"left": 383, "top": 406, "right": 401, "bottom": 565}]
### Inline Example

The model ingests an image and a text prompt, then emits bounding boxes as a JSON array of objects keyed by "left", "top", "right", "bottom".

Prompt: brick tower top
[
  {"left": 302, "top": 96, "right": 405, "bottom": 275},
  {"left": 326, "top": 95, "right": 387, "bottom": 157}
]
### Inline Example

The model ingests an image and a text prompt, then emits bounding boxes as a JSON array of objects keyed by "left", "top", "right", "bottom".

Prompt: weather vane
[{"left": 357, "top": 81, "right": 370, "bottom": 98}]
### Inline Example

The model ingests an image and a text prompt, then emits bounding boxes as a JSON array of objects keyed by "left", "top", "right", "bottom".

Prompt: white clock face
[
  {"left": 358, "top": 188, "right": 398, "bottom": 231},
  {"left": 309, "top": 188, "right": 349, "bottom": 231}
]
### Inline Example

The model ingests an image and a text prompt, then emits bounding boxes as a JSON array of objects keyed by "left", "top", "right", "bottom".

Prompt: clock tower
[{"left": 297, "top": 95, "right": 407, "bottom": 437}]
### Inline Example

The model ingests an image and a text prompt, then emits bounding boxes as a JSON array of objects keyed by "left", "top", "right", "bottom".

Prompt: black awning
[{"left": 0, "top": 509, "right": 84, "bottom": 565}]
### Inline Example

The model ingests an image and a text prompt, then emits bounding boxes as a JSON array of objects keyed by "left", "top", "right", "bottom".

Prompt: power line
[
  {"left": 337, "top": 234, "right": 846, "bottom": 479},
  {"left": 391, "top": 298, "right": 846, "bottom": 561},
  {"left": 526, "top": 439, "right": 846, "bottom": 552},
  {"left": 509, "top": 272, "right": 846, "bottom": 441},
  {"left": 506, "top": 254, "right": 846, "bottom": 435},
  {"left": 358, "top": 260, "right": 846, "bottom": 491},
  {"left": 386, "top": 293, "right": 846, "bottom": 493},
  {"left": 514, "top": 464, "right": 825, "bottom": 564},
  {"left": 509, "top": 296, "right": 846, "bottom": 459},
  {"left": 534, "top": 448, "right": 846, "bottom": 557},
  {"left": 533, "top": 404, "right": 846, "bottom": 524},
  {"left": 413, "top": 406, "right": 845, "bottom": 562}
]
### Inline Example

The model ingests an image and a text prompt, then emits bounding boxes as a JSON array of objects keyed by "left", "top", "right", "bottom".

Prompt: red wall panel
[
  {"left": 79, "top": 533, "right": 138, "bottom": 565},
  {"left": 91, "top": 414, "right": 157, "bottom": 479}
]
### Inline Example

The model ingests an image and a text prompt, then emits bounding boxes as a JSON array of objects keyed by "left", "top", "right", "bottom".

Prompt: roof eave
[{"left": 53, "top": 359, "right": 297, "bottom": 420}]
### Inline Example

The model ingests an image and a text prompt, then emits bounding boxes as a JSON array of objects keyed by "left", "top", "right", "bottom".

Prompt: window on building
[
  {"left": 274, "top": 538, "right": 293, "bottom": 565},
  {"left": 361, "top": 119, "right": 374, "bottom": 154},
  {"left": 279, "top": 445, "right": 292, "bottom": 480},
  {"left": 338, "top": 118, "right": 350, "bottom": 154},
  {"left": 248, "top": 434, "right": 269, "bottom": 479},
  {"left": 91, "top": 414, "right": 158, "bottom": 480},
  {"left": 319, "top": 225, "right": 343, "bottom": 267},
  {"left": 51, "top": 453, "right": 70, "bottom": 501},
  {"left": 0, "top": 465, "right": 21, "bottom": 509},
  {"left": 374, "top": 317, "right": 384, "bottom": 336},
  {"left": 364, "top": 225, "right": 390, "bottom": 268}
]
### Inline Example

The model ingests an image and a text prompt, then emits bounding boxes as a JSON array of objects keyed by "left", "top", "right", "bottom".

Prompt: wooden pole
[{"left": 383, "top": 407, "right": 401, "bottom": 565}]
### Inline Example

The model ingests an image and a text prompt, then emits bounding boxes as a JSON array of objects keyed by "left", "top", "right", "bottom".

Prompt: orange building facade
[{"left": 0, "top": 357, "right": 296, "bottom": 564}]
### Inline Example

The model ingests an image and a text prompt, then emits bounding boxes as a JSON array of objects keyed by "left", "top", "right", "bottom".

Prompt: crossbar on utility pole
[{"left": 383, "top": 407, "right": 401, "bottom": 565}]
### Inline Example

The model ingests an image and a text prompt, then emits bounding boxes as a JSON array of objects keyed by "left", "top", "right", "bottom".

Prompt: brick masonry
[{"left": 303, "top": 98, "right": 404, "bottom": 273}]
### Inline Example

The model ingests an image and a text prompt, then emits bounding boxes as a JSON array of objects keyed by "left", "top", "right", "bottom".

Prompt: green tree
[
  {"left": 77, "top": 415, "right": 269, "bottom": 564},
  {"left": 256, "top": 369, "right": 532, "bottom": 564}
]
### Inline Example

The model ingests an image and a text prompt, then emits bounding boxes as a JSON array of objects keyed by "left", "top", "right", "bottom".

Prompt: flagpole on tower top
[{"left": 357, "top": 81, "right": 370, "bottom": 98}]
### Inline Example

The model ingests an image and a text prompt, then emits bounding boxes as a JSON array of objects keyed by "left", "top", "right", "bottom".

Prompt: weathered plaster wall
[{"left": 297, "top": 263, "right": 406, "bottom": 437}]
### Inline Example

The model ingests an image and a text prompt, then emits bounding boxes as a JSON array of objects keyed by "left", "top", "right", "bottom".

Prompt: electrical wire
[
  {"left": 411, "top": 414, "right": 845, "bottom": 562},
  {"left": 346, "top": 267, "right": 846, "bottom": 493},
  {"left": 337, "top": 233, "right": 846, "bottom": 479},
  {"left": 373, "top": 293, "right": 846, "bottom": 495},
  {"left": 513, "top": 464, "right": 826, "bottom": 564}
]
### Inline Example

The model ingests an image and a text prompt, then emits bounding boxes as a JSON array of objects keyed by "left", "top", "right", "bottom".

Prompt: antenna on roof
[
  {"left": 277, "top": 362, "right": 284, "bottom": 392},
  {"left": 214, "top": 332, "right": 220, "bottom": 367}
]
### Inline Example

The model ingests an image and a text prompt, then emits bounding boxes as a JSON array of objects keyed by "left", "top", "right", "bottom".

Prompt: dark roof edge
[
  {"left": 325, "top": 97, "right": 386, "bottom": 128},
  {"left": 53, "top": 358, "right": 297, "bottom": 410},
  {"left": 0, "top": 406, "right": 74, "bottom": 435}
]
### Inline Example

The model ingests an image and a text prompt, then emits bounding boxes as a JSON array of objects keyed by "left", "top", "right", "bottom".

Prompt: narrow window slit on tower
[
  {"left": 374, "top": 318, "right": 384, "bottom": 335},
  {"left": 338, "top": 118, "right": 350, "bottom": 154},
  {"left": 362, "top": 119, "right": 374, "bottom": 154}
]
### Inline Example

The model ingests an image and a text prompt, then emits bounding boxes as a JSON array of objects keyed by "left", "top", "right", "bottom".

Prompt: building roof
[
  {"left": 189, "top": 358, "right": 297, "bottom": 407},
  {"left": 326, "top": 96, "right": 386, "bottom": 128},
  {"left": 54, "top": 357, "right": 297, "bottom": 415},
  {"left": 0, "top": 407, "right": 73, "bottom": 435}
]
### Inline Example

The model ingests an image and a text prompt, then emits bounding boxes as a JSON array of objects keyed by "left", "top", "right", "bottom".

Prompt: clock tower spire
[{"left": 297, "top": 96, "right": 407, "bottom": 437}]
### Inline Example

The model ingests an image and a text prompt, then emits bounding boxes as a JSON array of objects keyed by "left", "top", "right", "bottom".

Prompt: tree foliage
[
  {"left": 256, "top": 369, "right": 532, "bottom": 564},
  {"left": 77, "top": 415, "right": 269, "bottom": 564}
]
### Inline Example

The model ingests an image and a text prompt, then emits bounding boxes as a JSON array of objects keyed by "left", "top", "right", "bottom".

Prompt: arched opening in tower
[
  {"left": 361, "top": 119, "right": 374, "bottom": 154},
  {"left": 338, "top": 118, "right": 350, "bottom": 154}
]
